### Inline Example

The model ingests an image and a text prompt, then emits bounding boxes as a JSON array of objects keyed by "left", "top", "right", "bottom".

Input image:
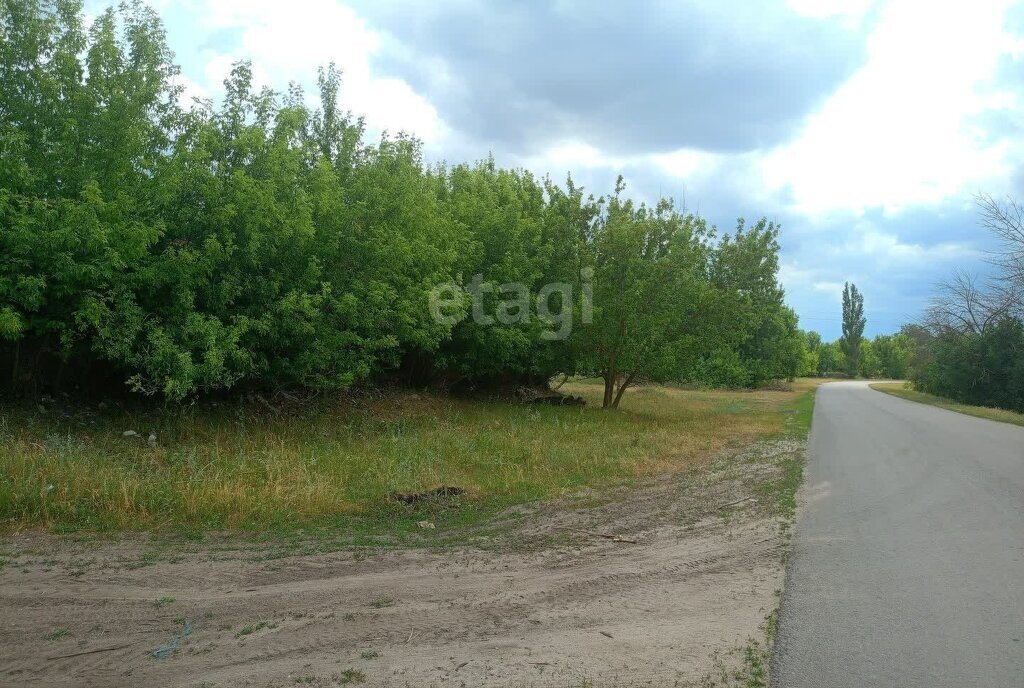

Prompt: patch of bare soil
[{"left": 0, "top": 441, "right": 802, "bottom": 688}]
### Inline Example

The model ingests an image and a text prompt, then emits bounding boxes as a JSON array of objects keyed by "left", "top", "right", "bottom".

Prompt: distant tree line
[
  {"left": 796, "top": 282, "right": 913, "bottom": 381},
  {"left": 800, "top": 196, "right": 1023, "bottom": 413},
  {"left": 800, "top": 328, "right": 913, "bottom": 381},
  {"left": 0, "top": 1, "right": 810, "bottom": 406}
]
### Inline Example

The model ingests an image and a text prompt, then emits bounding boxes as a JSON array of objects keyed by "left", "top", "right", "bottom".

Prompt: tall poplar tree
[{"left": 841, "top": 282, "right": 866, "bottom": 377}]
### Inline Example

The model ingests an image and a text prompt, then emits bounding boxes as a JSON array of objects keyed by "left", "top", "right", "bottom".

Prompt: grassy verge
[
  {"left": 870, "top": 382, "right": 1024, "bottom": 428},
  {"left": 0, "top": 379, "right": 826, "bottom": 535}
]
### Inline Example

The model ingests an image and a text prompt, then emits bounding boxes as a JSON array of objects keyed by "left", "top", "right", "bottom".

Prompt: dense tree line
[
  {"left": 801, "top": 327, "right": 913, "bottom": 380},
  {"left": 1, "top": 1, "right": 806, "bottom": 406},
  {"left": 903, "top": 196, "right": 1024, "bottom": 411},
  {"left": 798, "top": 282, "right": 914, "bottom": 380}
]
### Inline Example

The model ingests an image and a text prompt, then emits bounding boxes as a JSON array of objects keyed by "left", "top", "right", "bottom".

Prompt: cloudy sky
[{"left": 135, "top": 0, "right": 1022, "bottom": 339}]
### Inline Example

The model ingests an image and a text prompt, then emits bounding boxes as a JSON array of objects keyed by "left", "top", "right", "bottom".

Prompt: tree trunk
[
  {"left": 602, "top": 351, "right": 618, "bottom": 409},
  {"left": 602, "top": 370, "right": 615, "bottom": 408},
  {"left": 611, "top": 371, "right": 636, "bottom": 409}
]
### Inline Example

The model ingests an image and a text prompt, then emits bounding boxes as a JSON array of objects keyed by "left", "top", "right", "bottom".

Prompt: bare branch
[
  {"left": 923, "top": 270, "right": 1016, "bottom": 335},
  {"left": 975, "top": 193, "right": 1024, "bottom": 289}
]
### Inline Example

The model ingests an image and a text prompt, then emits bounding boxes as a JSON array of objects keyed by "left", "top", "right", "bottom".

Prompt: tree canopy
[
  {"left": 1, "top": 0, "right": 808, "bottom": 408},
  {"left": 840, "top": 282, "right": 866, "bottom": 377}
]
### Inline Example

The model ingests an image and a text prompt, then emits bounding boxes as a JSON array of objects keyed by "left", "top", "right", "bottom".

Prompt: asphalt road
[{"left": 772, "top": 381, "right": 1024, "bottom": 688}]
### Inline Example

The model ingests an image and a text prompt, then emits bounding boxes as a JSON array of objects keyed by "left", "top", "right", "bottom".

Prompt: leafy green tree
[
  {"left": 0, "top": 0, "right": 463, "bottom": 399},
  {"left": 0, "top": 0, "right": 818, "bottom": 404},
  {"left": 430, "top": 162, "right": 593, "bottom": 388},
  {"left": 800, "top": 330, "right": 822, "bottom": 377},
  {"left": 900, "top": 323, "right": 932, "bottom": 377},
  {"left": 912, "top": 318, "right": 1024, "bottom": 412},
  {"left": 904, "top": 196, "right": 1024, "bottom": 412},
  {"left": 840, "top": 282, "right": 866, "bottom": 377},
  {"left": 702, "top": 219, "right": 801, "bottom": 386},
  {"left": 872, "top": 333, "right": 911, "bottom": 379},
  {"left": 582, "top": 180, "right": 711, "bottom": 408},
  {"left": 1, "top": 0, "right": 174, "bottom": 394},
  {"left": 857, "top": 339, "right": 880, "bottom": 378},
  {"left": 816, "top": 340, "right": 845, "bottom": 377}
]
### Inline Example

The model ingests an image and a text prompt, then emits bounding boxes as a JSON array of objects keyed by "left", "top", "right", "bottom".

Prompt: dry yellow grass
[
  {"left": 0, "top": 379, "right": 825, "bottom": 533},
  {"left": 870, "top": 382, "right": 1024, "bottom": 427}
]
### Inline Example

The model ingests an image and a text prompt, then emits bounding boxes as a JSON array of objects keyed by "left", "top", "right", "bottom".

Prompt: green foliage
[
  {"left": 815, "top": 340, "right": 845, "bottom": 377},
  {"left": 430, "top": 162, "right": 593, "bottom": 388},
  {"left": 857, "top": 339, "right": 879, "bottom": 378},
  {"left": 901, "top": 194, "right": 1023, "bottom": 413},
  {"left": 711, "top": 219, "right": 803, "bottom": 386},
  {"left": 870, "top": 333, "right": 911, "bottom": 378},
  {"left": 1, "top": 0, "right": 805, "bottom": 406},
  {"left": 840, "top": 282, "right": 866, "bottom": 376},
  {"left": 799, "top": 330, "right": 821, "bottom": 377},
  {"left": 910, "top": 318, "right": 1024, "bottom": 412},
  {"left": 808, "top": 332, "right": 909, "bottom": 380},
  {"left": 580, "top": 180, "right": 714, "bottom": 407}
]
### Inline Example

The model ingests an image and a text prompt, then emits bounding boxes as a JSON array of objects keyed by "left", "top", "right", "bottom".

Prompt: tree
[
  {"left": 691, "top": 218, "right": 799, "bottom": 387},
  {"left": 0, "top": 0, "right": 813, "bottom": 403},
  {"left": 799, "top": 330, "right": 822, "bottom": 377},
  {"left": 0, "top": 0, "right": 176, "bottom": 394},
  {"left": 857, "top": 339, "right": 880, "bottom": 378},
  {"left": 923, "top": 270, "right": 1015, "bottom": 335},
  {"left": 911, "top": 319, "right": 1024, "bottom": 412},
  {"left": 840, "top": 282, "right": 866, "bottom": 377},
  {"left": 429, "top": 162, "right": 593, "bottom": 389},
  {"left": 976, "top": 193, "right": 1024, "bottom": 309},
  {"left": 816, "top": 340, "right": 845, "bottom": 377},
  {"left": 901, "top": 195, "right": 1024, "bottom": 412},
  {"left": 872, "top": 333, "right": 911, "bottom": 379},
  {"left": 582, "top": 180, "right": 711, "bottom": 408}
]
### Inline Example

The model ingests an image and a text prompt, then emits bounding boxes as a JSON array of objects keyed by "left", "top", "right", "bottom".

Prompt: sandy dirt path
[{"left": 0, "top": 443, "right": 799, "bottom": 688}]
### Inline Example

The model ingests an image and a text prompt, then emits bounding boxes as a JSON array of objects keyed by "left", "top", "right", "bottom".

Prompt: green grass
[
  {"left": 0, "top": 379, "right": 827, "bottom": 535},
  {"left": 367, "top": 595, "right": 394, "bottom": 609},
  {"left": 870, "top": 383, "right": 1024, "bottom": 427},
  {"left": 701, "top": 607, "right": 779, "bottom": 688},
  {"left": 234, "top": 620, "right": 277, "bottom": 638},
  {"left": 335, "top": 668, "right": 366, "bottom": 684},
  {"left": 44, "top": 627, "right": 71, "bottom": 641},
  {"left": 776, "top": 381, "right": 818, "bottom": 517}
]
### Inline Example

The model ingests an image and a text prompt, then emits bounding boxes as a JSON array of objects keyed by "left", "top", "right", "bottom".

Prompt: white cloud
[
  {"left": 531, "top": 141, "right": 623, "bottom": 170},
  {"left": 851, "top": 227, "right": 974, "bottom": 263},
  {"left": 813, "top": 280, "right": 846, "bottom": 296},
  {"left": 524, "top": 142, "right": 716, "bottom": 177},
  {"left": 786, "top": 0, "right": 877, "bottom": 24},
  {"left": 651, "top": 149, "right": 719, "bottom": 180},
  {"left": 779, "top": 262, "right": 824, "bottom": 290},
  {"left": 762, "top": 0, "right": 1022, "bottom": 216},
  {"left": 171, "top": 72, "right": 210, "bottom": 106},
  {"left": 180, "top": 0, "right": 449, "bottom": 144}
]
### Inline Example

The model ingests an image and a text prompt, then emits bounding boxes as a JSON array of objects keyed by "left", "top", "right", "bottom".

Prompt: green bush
[{"left": 911, "top": 318, "right": 1024, "bottom": 412}]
